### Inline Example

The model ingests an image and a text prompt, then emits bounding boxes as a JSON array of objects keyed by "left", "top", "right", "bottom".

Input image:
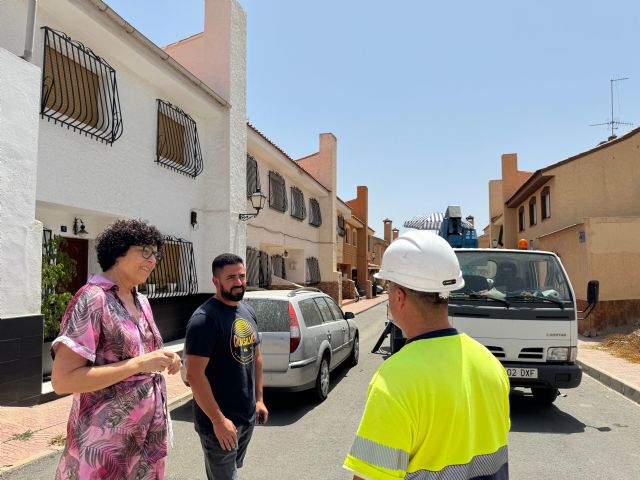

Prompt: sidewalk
[
  {"left": 577, "top": 335, "right": 640, "bottom": 404},
  {"left": 0, "top": 294, "right": 389, "bottom": 473},
  {"left": 3, "top": 294, "right": 639, "bottom": 474}
]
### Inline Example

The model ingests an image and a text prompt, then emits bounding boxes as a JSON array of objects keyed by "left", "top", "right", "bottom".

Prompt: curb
[
  {"left": 345, "top": 298, "right": 388, "bottom": 316},
  {"left": 577, "top": 359, "right": 640, "bottom": 405},
  {"left": 168, "top": 390, "right": 193, "bottom": 411},
  {"left": 355, "top": 301, "right": 387, "bottom": 315}
]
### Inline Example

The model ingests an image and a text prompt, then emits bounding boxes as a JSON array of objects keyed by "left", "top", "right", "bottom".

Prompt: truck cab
[{"left": 388, "top": 248, "right": 598, "bottom": 405}]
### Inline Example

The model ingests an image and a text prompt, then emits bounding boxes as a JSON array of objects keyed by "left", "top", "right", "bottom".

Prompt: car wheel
[
  {"left": 314, "top": 356, "right": 330, "bottom": 402},
  {"left": 532, "top": 387, "right": 559, "bottom": 405},
  {"left": 347, "top": 334, "right": 359, "bottom": 367}
]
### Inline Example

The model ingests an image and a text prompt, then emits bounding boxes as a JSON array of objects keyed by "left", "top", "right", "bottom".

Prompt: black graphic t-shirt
[{"left": 185, "top": 297, "right": 259, "bottom": 431}]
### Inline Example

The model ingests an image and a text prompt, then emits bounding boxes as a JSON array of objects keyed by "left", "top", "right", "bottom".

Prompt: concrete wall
[
  {"left": 0, "top": 48, "right": 44, "bottom": 405},
  {"left": 0, "top": 48, "right": 42, "bottom": 318},
  {"left": 585, "top": 217, "right": 640, "bottom": 301}
]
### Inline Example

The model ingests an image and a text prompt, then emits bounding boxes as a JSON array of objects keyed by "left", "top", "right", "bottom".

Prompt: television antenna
[{"left": 590, "top": 77, "right": 633, "bottom": 140}]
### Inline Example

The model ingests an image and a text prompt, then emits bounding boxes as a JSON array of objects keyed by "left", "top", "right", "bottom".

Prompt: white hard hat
[{"left": 374, "top": 230, "right": 464, "bottom": 295}]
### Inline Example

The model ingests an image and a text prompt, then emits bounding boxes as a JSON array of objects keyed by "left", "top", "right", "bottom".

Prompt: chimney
[
  {"left": 383, "top": 218, "right": 392, "bottom": 243},
  {"left": 392, "top": 228, "right": 399, "bottom": 241},
  {"left": 163, "top": 0, "right": 245, "bottom": 102}
]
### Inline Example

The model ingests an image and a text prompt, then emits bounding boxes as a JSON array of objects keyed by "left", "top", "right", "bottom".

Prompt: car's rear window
[{"left": 244, "top": 298, "right": 289, "bottom": 332}]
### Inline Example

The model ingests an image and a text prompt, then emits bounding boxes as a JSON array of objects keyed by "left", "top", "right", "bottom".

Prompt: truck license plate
[{"left": 506, "top": 368, "right": 538, "bottom": 378}]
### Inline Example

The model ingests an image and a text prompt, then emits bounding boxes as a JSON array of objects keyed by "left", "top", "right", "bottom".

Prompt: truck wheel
[
  {"left": 314, "top": 356, "right": 330, "bottom": 402},
  {"left": 532, "top": 387, "right": 559, "bottom": 405}
]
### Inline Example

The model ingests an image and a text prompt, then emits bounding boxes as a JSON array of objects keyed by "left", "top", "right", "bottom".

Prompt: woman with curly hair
[{"left": 51, "top": 219, "right": 181, "bottom": 480}]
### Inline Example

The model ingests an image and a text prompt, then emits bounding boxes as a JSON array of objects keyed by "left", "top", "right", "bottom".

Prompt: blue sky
[{"left": 106, "top": 0, "right": 640, "bottom": 236}]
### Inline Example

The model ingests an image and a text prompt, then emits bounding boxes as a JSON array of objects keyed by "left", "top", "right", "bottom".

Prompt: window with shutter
[
  {"left": 309, "top": 199, "right": 322, "bottom": 227},
  {"left": 246, "top": 155, "right": 261, "bottom": 197},
  {"left": 290, "top": 187, "right": 306, "bottom": 221},
  {"left": 269, "top": 171, "right": 287, "bottom": 213},
  {"left": 156, "top": 100, "right": 203, "bottom": 178},
  {"left": 41, "top": 27, "right": 123, "bottom": 144}
]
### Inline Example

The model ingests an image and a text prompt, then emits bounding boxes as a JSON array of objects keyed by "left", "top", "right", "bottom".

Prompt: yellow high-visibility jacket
[{"left": 344, "top": 329, "right": 510, "bottom": 480}]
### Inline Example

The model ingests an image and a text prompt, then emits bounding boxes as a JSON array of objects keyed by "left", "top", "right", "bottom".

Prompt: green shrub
[{"left": 41, "top": 236, "right": 76, "bottom": 340}]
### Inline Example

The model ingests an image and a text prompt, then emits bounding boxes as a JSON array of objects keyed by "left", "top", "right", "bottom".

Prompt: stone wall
[
  {"left": 342, "top": 279, "right": 357, "bottom": 299},
  {"left": 316, "top": 281, "right": 341, "bottom": 304},
  {"left": 578, "top": 299, "right": 640, "bottom": 336}
]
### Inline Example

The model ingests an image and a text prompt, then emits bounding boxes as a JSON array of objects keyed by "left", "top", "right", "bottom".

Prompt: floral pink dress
[{"left": 52, "top": 274, "right": 169, "bottom": 480}]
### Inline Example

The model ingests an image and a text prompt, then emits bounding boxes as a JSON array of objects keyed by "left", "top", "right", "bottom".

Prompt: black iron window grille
[
  {"left": 271, "top": 254, "right": 286, "bottom": 280},
  {"left": 246, "top": 247, "right": 260, "bottom": 287},
  {"left": 337, "top": 215, "right": 346, "bottom": 236},
  {"left": 156, "top": 100, "right": 203, "bottom": 178},
  {"left": 259, "top": 250, "right": 272, "bottom": 288},
  {"left": 246, "top": 155, "right": 261, "bottom": 197},
  {"left": 306, "top": 257, "right": 321, "bottom": 285},
  {"left": 309, "top": 199, "right": 322, "bottom": 227},
  {"left": 290, "top": 186, "right": 306, "bottom": 221},
  {"left": 269, "top": 171, "right": 288, "bottom": 213},
  {"left": 40, "top": 27, "right": 123, "bottom": 145},
  {"left": 142, "top": 236, "right": 198, "bottom": 298}
]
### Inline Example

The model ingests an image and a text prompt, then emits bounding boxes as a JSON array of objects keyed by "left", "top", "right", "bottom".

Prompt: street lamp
[
  {"left": 239, "top": 189, "right": 267, "bottom": 221},
  {"left": 73, "top": 217, "right": 89, "bottom": 237}
]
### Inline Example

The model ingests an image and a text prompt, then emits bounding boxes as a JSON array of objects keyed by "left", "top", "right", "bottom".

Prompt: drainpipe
[{"left": 21, "top": 0, "right": 38, "bottom": 62}]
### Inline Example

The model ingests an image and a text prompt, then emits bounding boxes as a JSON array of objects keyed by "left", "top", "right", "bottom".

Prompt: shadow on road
[
  {"left": 170, "top": 362, "right": 358, "bottom": 427},
  {"left": 171, "top": 400, "right": 195, "bottom": 422},
  {"left": 509, "top": 389, "right": 590, "bottom": 434}
]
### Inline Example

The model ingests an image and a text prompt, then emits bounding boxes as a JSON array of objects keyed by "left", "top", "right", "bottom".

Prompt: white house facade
[
  {"left": 0, "top": 0, "right": 247, "bottom": 404},
  {"left": 246, "top": 126, "right": 343, "bottom": 301}
]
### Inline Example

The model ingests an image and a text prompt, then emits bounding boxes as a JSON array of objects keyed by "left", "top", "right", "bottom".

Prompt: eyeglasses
[{"left": 140, "top": 245, "right": 163, "bottom": 262}]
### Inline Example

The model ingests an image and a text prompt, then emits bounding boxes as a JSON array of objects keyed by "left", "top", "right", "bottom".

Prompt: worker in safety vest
[{"left": 344, "top": 230, "right": 510, "bottom": 480}]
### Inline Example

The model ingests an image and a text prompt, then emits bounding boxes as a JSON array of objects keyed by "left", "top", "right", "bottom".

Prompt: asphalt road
[{"left": 3, "top": 302, "right": 640, "bottom": 479}]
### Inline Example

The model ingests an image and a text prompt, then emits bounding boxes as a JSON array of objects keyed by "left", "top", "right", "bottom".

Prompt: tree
[{"left": 41, "top": 236, "right": 76, "bottom": 340}]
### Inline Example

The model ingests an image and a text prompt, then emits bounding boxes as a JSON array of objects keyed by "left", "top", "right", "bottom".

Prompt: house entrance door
[{"left": 60, "top": 237, "right": 89, "bottom": 294}]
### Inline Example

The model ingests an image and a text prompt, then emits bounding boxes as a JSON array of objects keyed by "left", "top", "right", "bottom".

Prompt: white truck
[{"left": 386, "top": 248, "right": 599, "bottom": 405}]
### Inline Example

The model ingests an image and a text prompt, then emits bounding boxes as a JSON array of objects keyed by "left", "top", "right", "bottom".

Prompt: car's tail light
[{"left": 289, "top": 302, "right": 301, "bottom": 353}]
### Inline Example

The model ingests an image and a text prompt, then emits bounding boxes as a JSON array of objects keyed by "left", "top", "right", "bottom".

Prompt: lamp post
[{"left": 239, "top": 189, "right": 267, "bottom": 221}]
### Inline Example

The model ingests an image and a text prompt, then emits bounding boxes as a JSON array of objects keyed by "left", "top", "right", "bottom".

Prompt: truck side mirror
[{"left": 587, "top": 280, "right": 599, "bottom": 306}]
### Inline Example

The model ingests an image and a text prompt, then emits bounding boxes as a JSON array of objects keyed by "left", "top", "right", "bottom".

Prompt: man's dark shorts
[{"left": 197, "top": 423, "right": 255, "bottom": 480}]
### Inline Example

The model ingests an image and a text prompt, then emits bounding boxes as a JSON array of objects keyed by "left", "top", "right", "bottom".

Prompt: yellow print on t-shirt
[{"left": 230, "top": 318, "right": 257, "bottom": 364}]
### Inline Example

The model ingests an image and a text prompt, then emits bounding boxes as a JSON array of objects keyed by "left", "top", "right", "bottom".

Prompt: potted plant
[{"left": 41, "top": 236, "right": 76, "bottom": 377}]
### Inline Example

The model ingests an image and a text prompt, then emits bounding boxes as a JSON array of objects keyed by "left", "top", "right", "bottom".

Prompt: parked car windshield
[
  {"left": 243, "top": 298, "right": 289, "bottom": 332},
  {"left": 450, "top": 251, "right": 573, "bottom": 303}
]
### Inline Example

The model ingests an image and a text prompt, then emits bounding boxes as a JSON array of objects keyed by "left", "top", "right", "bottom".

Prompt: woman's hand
[
  {"left": 166, "top": 352, "right": 182, "bottom": 375},
  {"left": 136, "top": 350, "right": 176, "bottom": 373}
]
